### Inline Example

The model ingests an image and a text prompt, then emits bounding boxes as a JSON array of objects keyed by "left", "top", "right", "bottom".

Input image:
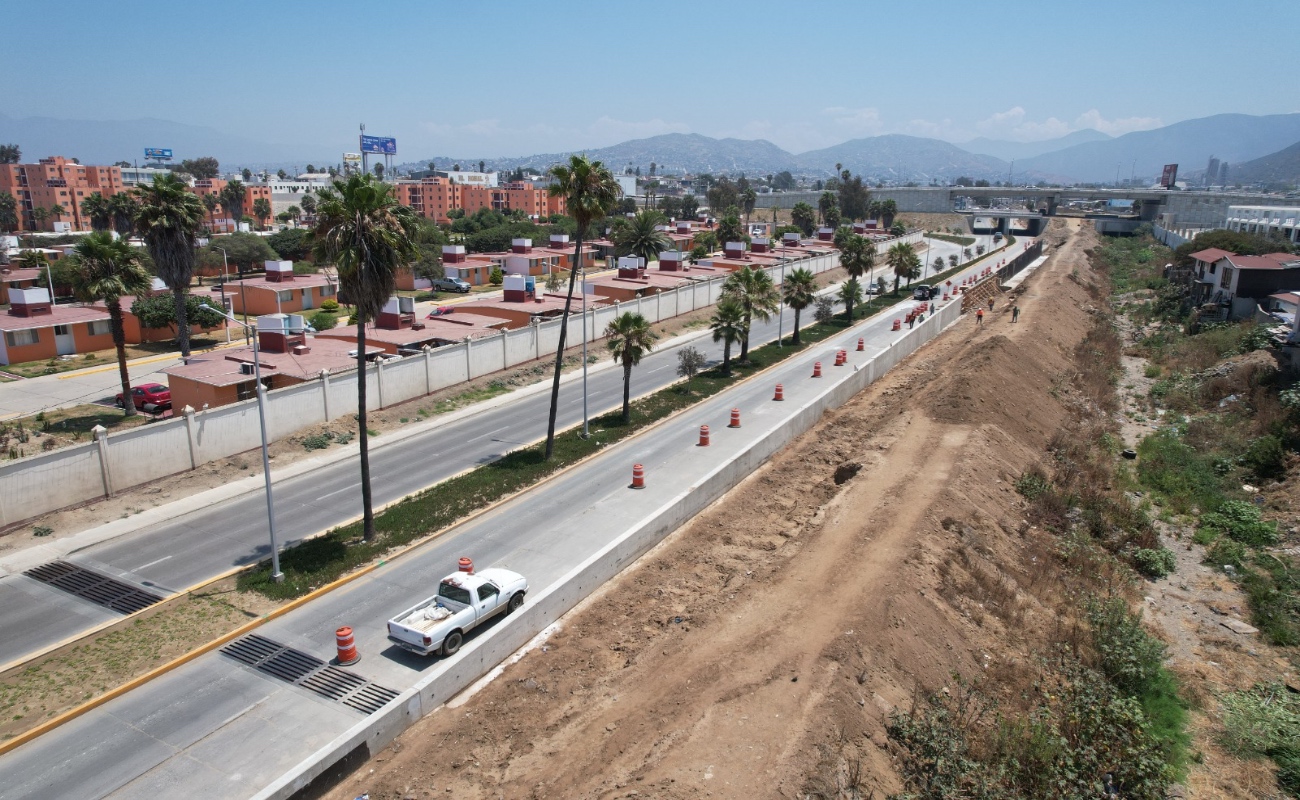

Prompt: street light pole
[
  {"left": 215, "top": 246, "right": 232, "bottom": 344},
  {"left": 201, "top": 304, "right": 283, "bottom": 583},
  {"left": 581, "top": 263, "right": 589, "bottom": 438}
]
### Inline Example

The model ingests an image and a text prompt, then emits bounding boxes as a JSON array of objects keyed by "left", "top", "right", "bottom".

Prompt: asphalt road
[
  {"left": 0, "top": 246, "right": 1004, "bottom": 799},
  {"left": 0, "top": 235, "right": 989, "bottom": 665}
]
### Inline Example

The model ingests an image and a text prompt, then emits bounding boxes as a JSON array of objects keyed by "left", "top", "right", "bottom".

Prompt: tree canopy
[
  {"left": 179, "top": 157, "right": 220, "bottom": 180},
  {"left": 200, "top": 232, "right": 279, "bottom": 273},
  {"left": 131, "top": 293, "right": 225, "bottom": 332}
]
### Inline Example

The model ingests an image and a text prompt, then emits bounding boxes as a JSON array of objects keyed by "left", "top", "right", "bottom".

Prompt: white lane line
[
  {"left": 318, "top": 482, "right": 361, "bottom": 501},
  {"left": 466, "top": 425, "right": 508, "bottom": 443},
  {"left": 136, "top": 555, "right": 173, "bottom": 570}
]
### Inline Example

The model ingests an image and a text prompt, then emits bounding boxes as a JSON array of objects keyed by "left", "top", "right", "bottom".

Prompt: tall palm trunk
[
  {"left": 109, "top": 302, "right": 136, "bottom": 418},
  {"left": 356, "top": 320, "right": 375, "bottom": 541},
  {"left": 792, "top": 308, "right": 802, "bottom": 345},
  {"left": 738, "top": 310, "right": 751, "bottom": 362},
  {"left": 722, "top": 340, "right": 732, "bottom": 375},
  {"left": 621, "top": 359, "right": 632, "bottom": 424},
  {"left": 845, "top": 293, "right": 854, "bottom": 321},
  {"left": 172, "top": 285, "right": 191, "bottom": 359},
  {"left": 544, "top": 232, "right": 583, "bottom": 460}
]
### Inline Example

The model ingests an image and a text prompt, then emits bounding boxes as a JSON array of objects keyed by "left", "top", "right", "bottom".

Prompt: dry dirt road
[{"left": 323, "top": 220, "right": 1220, "bottom": 800}]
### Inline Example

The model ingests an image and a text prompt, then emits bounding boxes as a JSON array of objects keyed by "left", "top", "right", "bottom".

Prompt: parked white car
[{"left": 386, "top": 566, "right": 528, "bottom": 656}]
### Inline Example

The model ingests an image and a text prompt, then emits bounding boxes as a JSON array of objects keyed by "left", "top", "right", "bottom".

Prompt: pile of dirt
[{"left": 325, "top": 220, "right": 1160, "bottom": 800}]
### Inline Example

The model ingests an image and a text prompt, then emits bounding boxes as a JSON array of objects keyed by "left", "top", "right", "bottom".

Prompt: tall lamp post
[
  {"left": 214, "top": 246, "right": 233, "bottom": 343},
  {"left": 200, "top": 304, "right": 284, "bottom": 583},
  {"left": 580, "top": 259, "right": 590, "bottom": 439}
]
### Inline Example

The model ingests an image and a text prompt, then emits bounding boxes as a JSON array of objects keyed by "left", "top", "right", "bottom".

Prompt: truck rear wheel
[
  {"left": 441, "top": 630, "right": 463, "bottom": 656},
  {"left": 507, "top": 592, "right": 525, "bottom": 614}
]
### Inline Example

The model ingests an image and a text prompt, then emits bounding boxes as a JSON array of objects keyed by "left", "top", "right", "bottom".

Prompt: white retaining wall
[
  {"left": 0, "top": 253, "right": 841, "bottom": 526},
  {"left": 255, "top": 292, "right": 961, "bottom": 800}
]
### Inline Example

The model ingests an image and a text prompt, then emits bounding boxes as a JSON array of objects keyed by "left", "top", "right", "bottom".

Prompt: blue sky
[{"left": 9, "top": 0, "right": 1298, "bottom": 158}]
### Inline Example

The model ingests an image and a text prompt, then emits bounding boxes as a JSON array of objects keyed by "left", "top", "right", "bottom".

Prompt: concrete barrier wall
[
  {"left": 255, "top": 291, "right": 961, "bottom": 800},
  {"left": 0, "top": 250, "right": 844, "bottom": 526}
]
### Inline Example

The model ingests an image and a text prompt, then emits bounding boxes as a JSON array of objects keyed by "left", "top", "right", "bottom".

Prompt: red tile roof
[
  {"left": 318, "top": 315, "right": 505, "bottom": 348},
  {"left": 0, "top": 304, "right": 110, "bottom": 331},
  {"left": 1227, "top": 253, "right": 1300, "bottom": 270},
  {"left": 164, "top": 336, "right": 382, "bottom": 387},
  {"left": 1190, "top": 247, "right": 1234, "bottom": 263}
]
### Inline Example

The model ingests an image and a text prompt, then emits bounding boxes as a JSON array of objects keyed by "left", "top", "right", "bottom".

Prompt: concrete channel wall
[
  {"left": 0, "top": 251, "right": 841, "bottom": 526},
  {"left": 255, "top": 297, "right": 963, "bottom": 800}
]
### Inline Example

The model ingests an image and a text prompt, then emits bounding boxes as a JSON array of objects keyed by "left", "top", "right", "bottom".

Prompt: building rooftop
[
  {"left": 1191, "top": 247, "right": 1235, "bottom": 263},
  {"left": 164, "top": 336, "right": 382, "bottom": 387},
  {"left": 0, "top": 268, "right": 42, "bottom": 284},
  {"left": 218, "top": 272, "right": 336, "bottom": 291},
  {"left": 587, "top": 271, "right": 695, "bottom": 293},
  {"left": 460, "top": 292, "right": 609, "bottom": 318},
  {"left": 318, "top": 314, "right": 505, "bottom": 349},
  {"left": 1228, "top": 253, "right": 1300, "bottom": 270},
  {"left": 0, "top": 304, "right": 109, "bottom": 331}
]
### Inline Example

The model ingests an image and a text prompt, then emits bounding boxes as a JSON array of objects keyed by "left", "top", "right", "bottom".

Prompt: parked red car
[{"left": 115, "top": 383, "right": 172, "bottom": 410}]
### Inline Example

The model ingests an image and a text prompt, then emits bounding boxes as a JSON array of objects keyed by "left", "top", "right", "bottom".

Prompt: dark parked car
[
  {"left": 913, "top": 284, "right": 940, "bottom": 300},
  {"left": 116, "top": 383, "right": 171, "bottom": 411}
]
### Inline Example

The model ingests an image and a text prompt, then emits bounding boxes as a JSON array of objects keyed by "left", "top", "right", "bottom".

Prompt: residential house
[
  {"left": 0, "top": 266, "right": 43, "bottom": 305},
  {"left": 164, "top": 313, "right": 383, "bottom": 410},
  {"left": 0, "top": 288, "right": 113, "bottom": 365},
  {"left": 459, "top": 274, "right": 609, "bottom": 328},
  {"left": 441, "top": 245, "right": 497, "bottom": 287},
  {"left": 1188, "top": 248, "right": 1300, "bottom": 319},
  {"left": 222, "top": 261, "right": 337, "bottom": 315},
  {"left": 586, "top": 256, "right": 694, "bottom": 303},
  {"left": 317, "top": 296, "right": 505, "bottom": 354}
]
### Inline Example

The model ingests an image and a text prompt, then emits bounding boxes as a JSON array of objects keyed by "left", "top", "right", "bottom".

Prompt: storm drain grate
[
  {"left": 221, "top": 634, "right": 398, "bottom": 714},
  {"left": 24, "top": 561, "right": 165, "bottom": 614}
]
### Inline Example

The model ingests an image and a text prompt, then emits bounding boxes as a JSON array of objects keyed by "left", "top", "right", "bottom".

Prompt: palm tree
[
  {"left": 740, "top": 187, "right": 757, "bottom": 224},
  {"left": 107, "top": 192, "right": 138, "bottom": 236},
  {"left": 544, "top": 155, "right": 621, "bottom": 460},
  {"left": 791, "top": 202, "right": 816, "bottom": 237},
  {"left": 611, "top": 210, "right": 670, "bottom": 265},
  {"left": 722, "top": 265, "right": 780, "bottom": 363},
  {"left": 201, "top": 193, "right": 220, "bottom": 229},
  {"left": 715, "top": 214, "right": 745, "bottom": 250},
  {"left": 888, "top": 242, "right": 921, "bottom": 291},
  {"left": 81, "top": 193, "right": 112, "bottom": 232},
  {"left": 286, "top": 204, "right": 301, "bottom": 223},
  {"left": 0, "top": 193, "right": 21, "bottom": 232},
  {"left": 605, "top": 312, "right": 658, "bottom": 424},
  {"left": 31, "top": 206, "right": 49, "bottom": 230},
  {"left": 253, "top": 197, "right": 272, "bottom": 229},
  {"left": 710, "top": 297, "right": 746, "bottom": 376},
  {"left": 49, "top": 204, "right": 66, "bottom": 226},
  {"left": 838, "top": 234, "right": 874, "bottom": 321},
  {"left": 781, "top": 267, "right": 816, "bottom": 345},
  {"left": 300, "top": 194, "right": 317, "bottom": 218},
  {"left": 838, "top": 278, "right": 863, "bottom": 318},
  {"left": 135, "top": 174, "right": 205, "bottom": 359},
  {"left": 220, "top": 180, "right": 246, "bottom": 232},
  {"left": 879, "top": 199, "right": 898, "bottom": 228},
  {"left": 311, "top": 173, "right": 418, "bottom": 541},
  {"left": 70, "top": 232, "right": 152, "bottom": 417}
]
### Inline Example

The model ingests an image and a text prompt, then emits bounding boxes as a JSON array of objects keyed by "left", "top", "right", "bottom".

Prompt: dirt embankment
[{"left": 322, "top": 220, "right": 1168, "bottom": 799}]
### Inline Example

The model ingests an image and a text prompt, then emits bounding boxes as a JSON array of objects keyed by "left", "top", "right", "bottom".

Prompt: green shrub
[
  {"left": 320, "top": 298, "right": 340, "bottom": 312},
  {"left": 1015, "top": 468, "right": 1051, "bottom": 500},
  {"left": 1205, "top": 537, "right": 1248, "bottom": 571},
  {"left": 1221, "top": 681, "right": 1300, "bottom": 790},
  {"left": 1088, "top": 597, "right": 1166, "bottom": 697},
  {"left": 489, "top": 266, "right": 503, "bottom": 285},
  {"left": 308, "top": 310, "right": 338, "bottom": 332},
  {"left": 1137, "top": 429, "right": 1227, "bottom": 513},
  {"left": 1198, "top": 500, "right": 1278, "bottom": 547},
  {"left": 1132, "top": 547, "right": 1176, "bottom": 579},
  {"left": 302, "top": 432, "right": 334, "bottom": 451},
  {"left": 1242, "top": 435, "right": 1286, "bottom": 481}
]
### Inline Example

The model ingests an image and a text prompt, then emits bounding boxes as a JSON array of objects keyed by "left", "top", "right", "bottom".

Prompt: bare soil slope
[{"left": 325, "top": 221, "right": 1161, "bottom": 800}]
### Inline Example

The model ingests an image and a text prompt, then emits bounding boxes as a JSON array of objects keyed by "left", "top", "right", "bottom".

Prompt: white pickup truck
[{"left": 386, "top": 567, "right": 528, "bottom": 657}]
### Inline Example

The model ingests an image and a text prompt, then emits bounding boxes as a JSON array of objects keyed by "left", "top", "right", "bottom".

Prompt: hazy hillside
[
  {"left": 961, "top": 129, "right": 1112, "bottom": 162},
  {"left": 796, "top": 134, "right": 1009, "bottom": 181},
  {"left": 1223, "top": 140, "right": 1300, "bottom": 187},
  {"left": 1016, "top": 113, "right": 1300, "bottom": 183},
  {"left": 0, "top": 113, "right": 328, "bottom": 168}
]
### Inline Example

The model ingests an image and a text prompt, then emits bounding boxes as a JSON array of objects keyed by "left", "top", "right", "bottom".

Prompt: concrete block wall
[
  {"left": 255, "top": 290, "right": 961, "bottom": 800},
  {"left": 0, "top": 251, "right": 843, "bottom": 525}
]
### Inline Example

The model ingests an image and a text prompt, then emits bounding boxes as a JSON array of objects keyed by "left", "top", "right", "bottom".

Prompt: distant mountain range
[
  {"left": 5, "top": 110, "right": 1300, "bottom": 187},
  {"left": 961, "top": 129, "right": 1112, "bottom": 162},
  {"left": 1222, "top": 140, "right": 1300, "bottom": 187}
]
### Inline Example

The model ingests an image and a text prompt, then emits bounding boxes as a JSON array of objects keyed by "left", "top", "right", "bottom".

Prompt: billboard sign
[
  {"left": 359, "top": 135, "right": 397, "bottom": 155},
  {"left": 342, "top": 152, "right": 362, "bottom": 163},
  {"left": 144, "top": 148, "right": 173, "bottom": 160},
  {"left": 1160, "top": 163, "right": 1178, "bottom": 189}
]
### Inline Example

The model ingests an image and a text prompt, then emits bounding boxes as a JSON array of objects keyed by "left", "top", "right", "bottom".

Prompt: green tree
[
  {"left": 605, "top": 312, "right": 658, "bottom": 424},
  {"left": 837, "top": 172, "right": 871, "bottom": 221},
  {"left": 676, "top": 345, "right": 706, "bottom": 392},
  {"left": 300, "top": 194, "right": 317, "bottom": 217},
  {"left": 611, "top": 210, "right": 671, "bottom": 264},
  {"left": 879, "top": 199, "right": 898, "bottom": 228},
  {"left": 286, "top": 204, "right": 301, "bottom": 221},
  {"left": 976, "top": 244, "right": 986, "bottom": 256},
  {"left": 252, "top": 197, "right": 272, "bottom": 229},
  {"left": 680, "top": 194, "right": 699, "bottom": 220},
  {"left": 200, "top": 234, "right": 278, "bottom": 279},
  {"left": 693, "top": 230, "right": 718, "bottom": 253},
  {"left": 0, "top": 193, "right": 17, "bottom": 232},
  {"left": 219, "top": 181, "right": 246, "bottom": 231},
  {"left": 838, "top": 278, "right": 864, "bottom": 316},
  {"left": 80, "top": 193, "right": 112, "bottom": 232},
  {"left": 791, "top": 202, "right": 816, "bottom": 237},
  {"left": 824, "top": 205, "right": 842, "bottom": 230},
  {"left": 818, "top": 191, "right": 837, "bottom": 225},
  {"left": 130, "top": 293, "right": 224, "bottom": 336},
  {"left": 32, "top": 206, "right": 49, "bottom": 229},
  {"left": 241, "top": 168, "right": 252, "bottom": 181},
  {"left": 179, "top": 157, "right": 220, "bottom": 180},
  {"left": 722, "top": 265, "right": 779, "bottom": 362},
  {"left": 372, "top": 163, "right": 385, "bottom": 180},
  {"left": 772, "top": 171, "right": 795, "bottom": 191},
  {"left": 838, "top": 234, "right": 874, "bottom": 320},
  {"left": 949, "top": 253, "right": 959, "bottom": 268},
  {"left": 107, "top": 192, "right": 138, "bottom": 236},
  {"left": 706, "top": 177, "right": 739, "bottom": 214},
  {"left": 136, "top": 174, "right": 205, "bottom": 358},
  {"left": 311, "top": 173, "right": 418, "bottom": 542},
  {"left": 932, "top": 256, "right": 944, "bottom": 276},
  {"left": 200, "top": 193, "right": 220, "bottom": 229},
  {"left": 890, "top": 221, "right": 907, "bottom": 237},
  {"left": 710, "top": 297, "right": 746, "bottom": 375},
  {"left": 0, "top": 144, "right": 20, "bottom": 164},
  {"left": 781, "top": 267, "right": 817, "bottom": 345},
  {"left": 715, "top": 214, "right": 746, "bottom": 250},
  {"left": 70, "top": 233, "right": 152, "bottom": 416},
  {"left": 544, "top": 155, "right": 621, "bottom": 459},
  {"left": 49, "top": 204, "right": 66, "bottom": 225}
]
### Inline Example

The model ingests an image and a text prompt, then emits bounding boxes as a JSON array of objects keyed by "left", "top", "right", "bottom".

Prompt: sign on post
[
  {"left": 359, "top": 136, "right": 397, "bottom": 155},
  {"left": 144, "top": 148, "right": 173, "bottom": 160},
  {"left": 1160, "top": 163, "right": 1178, "bottom": 189}
]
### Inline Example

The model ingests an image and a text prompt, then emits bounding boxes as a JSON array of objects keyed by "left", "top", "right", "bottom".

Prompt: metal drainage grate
[
  {"left": 24, "top": 561, "right": 165, "bottom": 614},
  {"left": 221, "top": 634, "right": 398, "bottom": 715}
]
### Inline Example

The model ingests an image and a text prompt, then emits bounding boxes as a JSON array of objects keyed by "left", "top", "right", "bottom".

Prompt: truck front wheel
[
  {"left": 441, "top": 631, "right": 463, "bottom": 656},
  {"left": 507, "top": 592, "right": 525, "bottom": 614}
]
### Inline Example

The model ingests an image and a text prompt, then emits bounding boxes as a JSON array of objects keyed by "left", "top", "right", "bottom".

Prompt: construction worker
[
  {"left": 976, "top": 308, "right": 984, "bottom": 325},
  {"left": 1012, "top": 305, "right": 1021, "bottom": 323},
  {"left": 987, "top": 297, "right": 995, "bottom": 312}
]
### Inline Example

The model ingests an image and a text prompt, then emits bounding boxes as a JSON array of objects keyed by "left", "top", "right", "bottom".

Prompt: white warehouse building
[{"left": 1225, "top": 205, "right": 1300, "bottom": 245}]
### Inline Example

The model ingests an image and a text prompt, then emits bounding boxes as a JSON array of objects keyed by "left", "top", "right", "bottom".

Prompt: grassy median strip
[{"left": 239, "top": 315, "right": 864, "bottom": 600}]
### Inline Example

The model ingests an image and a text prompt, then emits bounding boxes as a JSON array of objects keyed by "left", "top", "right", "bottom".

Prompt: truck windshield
[{"left": 438, "top": 582, "right": 472, "bottom": 605}]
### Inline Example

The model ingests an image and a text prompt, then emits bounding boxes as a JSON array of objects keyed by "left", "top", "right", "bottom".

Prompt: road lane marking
[
  {"left": 318, "top": 482, "right": 361, "bottom": 500},
  {"left": 466, "top": 425, "right": 508, "bottom": 443},
  {"left": 136, "top": 555, "right": 173, "bottom": 570}
]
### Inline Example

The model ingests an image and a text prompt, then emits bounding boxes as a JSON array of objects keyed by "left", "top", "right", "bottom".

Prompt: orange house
[
  {"left": 0, "top": 267, "right": 43, "bottom": 305},
  {"left": 586, "top": 257, "right": 693, "bottom": 302},
  {"left": 459, "top": 275, "right": 608, "bottom": 329},
  {"left": 317, "top": 296, "right": 505, "bottom": 354},
  {"left": 222, "top": 261, "right": 338, "bottom": 315},
  {"left": 441, "top": 246, "right": 497, "bottom": 287},
  {"left": 0, "top": 288, "right": 114, "bottom": 365}
]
